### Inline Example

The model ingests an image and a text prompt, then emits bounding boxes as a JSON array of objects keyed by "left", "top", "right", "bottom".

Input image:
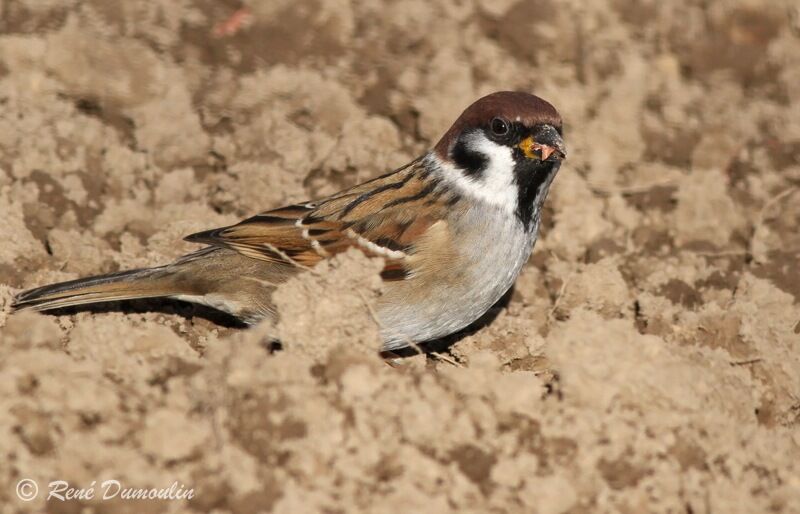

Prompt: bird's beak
[{"left": 518, "top": 124, "right": 566, "bottom": 161}]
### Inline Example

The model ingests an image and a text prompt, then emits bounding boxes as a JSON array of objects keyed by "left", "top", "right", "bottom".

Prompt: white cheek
[{"left": 431, "top": 134, "right": 518, "bottom": 213}]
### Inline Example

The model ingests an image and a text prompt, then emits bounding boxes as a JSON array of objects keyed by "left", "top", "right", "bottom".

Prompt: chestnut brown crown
[{"left": 434, "top": 91, "right": 562, "bottom": 158}]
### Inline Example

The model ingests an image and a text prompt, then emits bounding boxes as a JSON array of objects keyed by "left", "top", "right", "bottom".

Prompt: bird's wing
[{"left": 184, "top": 158, "right": 461, "bottom": 280}]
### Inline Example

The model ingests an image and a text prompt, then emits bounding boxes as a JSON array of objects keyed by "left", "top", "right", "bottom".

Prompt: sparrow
[{"left": 12, "top": 91, "right": 566, "bottom": 351}]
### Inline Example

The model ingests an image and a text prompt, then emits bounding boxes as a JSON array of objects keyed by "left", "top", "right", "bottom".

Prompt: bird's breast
[{"left": 378, "top": 205, "right": 537, "bottom": 349}]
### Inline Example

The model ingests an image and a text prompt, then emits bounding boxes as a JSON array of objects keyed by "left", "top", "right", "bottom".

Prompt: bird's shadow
[
  {"left": 36, "top": 287, "right": 515, "bottom": 360},
  {"left": 43, "top": 298, "right": 248, "bottom": 329}
]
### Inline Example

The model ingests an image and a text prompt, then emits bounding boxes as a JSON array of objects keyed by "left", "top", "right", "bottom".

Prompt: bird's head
[{"left": 432, "top": 91, "right": 566, "bottom": 229}]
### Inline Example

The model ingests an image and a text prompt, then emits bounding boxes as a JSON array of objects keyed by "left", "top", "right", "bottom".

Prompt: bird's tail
[{"left": 12, "top": 266, "right": 177, "bottom": 313}]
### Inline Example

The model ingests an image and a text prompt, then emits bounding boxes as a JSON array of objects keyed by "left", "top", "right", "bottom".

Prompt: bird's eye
[{"left": 490, "top": 117, "right": 509, "bottom": 137}]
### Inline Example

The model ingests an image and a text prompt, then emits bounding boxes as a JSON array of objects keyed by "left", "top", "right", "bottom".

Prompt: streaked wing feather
[{"left": 183, "top": 158, "right": 460, "bottom": 279}]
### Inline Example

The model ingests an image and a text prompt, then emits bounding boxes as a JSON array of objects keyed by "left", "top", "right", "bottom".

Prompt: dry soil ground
[{"left": 1, "top": 0, "right": 799, "bottom": 512}]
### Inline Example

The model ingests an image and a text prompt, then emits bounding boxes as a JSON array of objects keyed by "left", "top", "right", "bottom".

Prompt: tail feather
[{"left": 12, "top": 267, "right": 174, "bottom": 312}]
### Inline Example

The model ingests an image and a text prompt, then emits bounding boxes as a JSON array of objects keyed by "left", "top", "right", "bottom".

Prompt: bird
[{"left": 12, "top": 91, "right": 566, "bottom": 351}]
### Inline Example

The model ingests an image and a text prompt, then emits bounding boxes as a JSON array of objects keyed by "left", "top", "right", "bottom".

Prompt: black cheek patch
[{"left": 451, "top": 139, "right": 488, "bottom": 179}]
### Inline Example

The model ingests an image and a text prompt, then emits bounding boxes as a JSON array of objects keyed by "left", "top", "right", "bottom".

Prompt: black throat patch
[{"left": 512, "top": 157, "right": 560, "bottom": 231}]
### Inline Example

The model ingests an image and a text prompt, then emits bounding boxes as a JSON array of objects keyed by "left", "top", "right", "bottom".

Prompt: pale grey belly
[{"left": 378, "top": 210, "right": 536, "bottom": 350}]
